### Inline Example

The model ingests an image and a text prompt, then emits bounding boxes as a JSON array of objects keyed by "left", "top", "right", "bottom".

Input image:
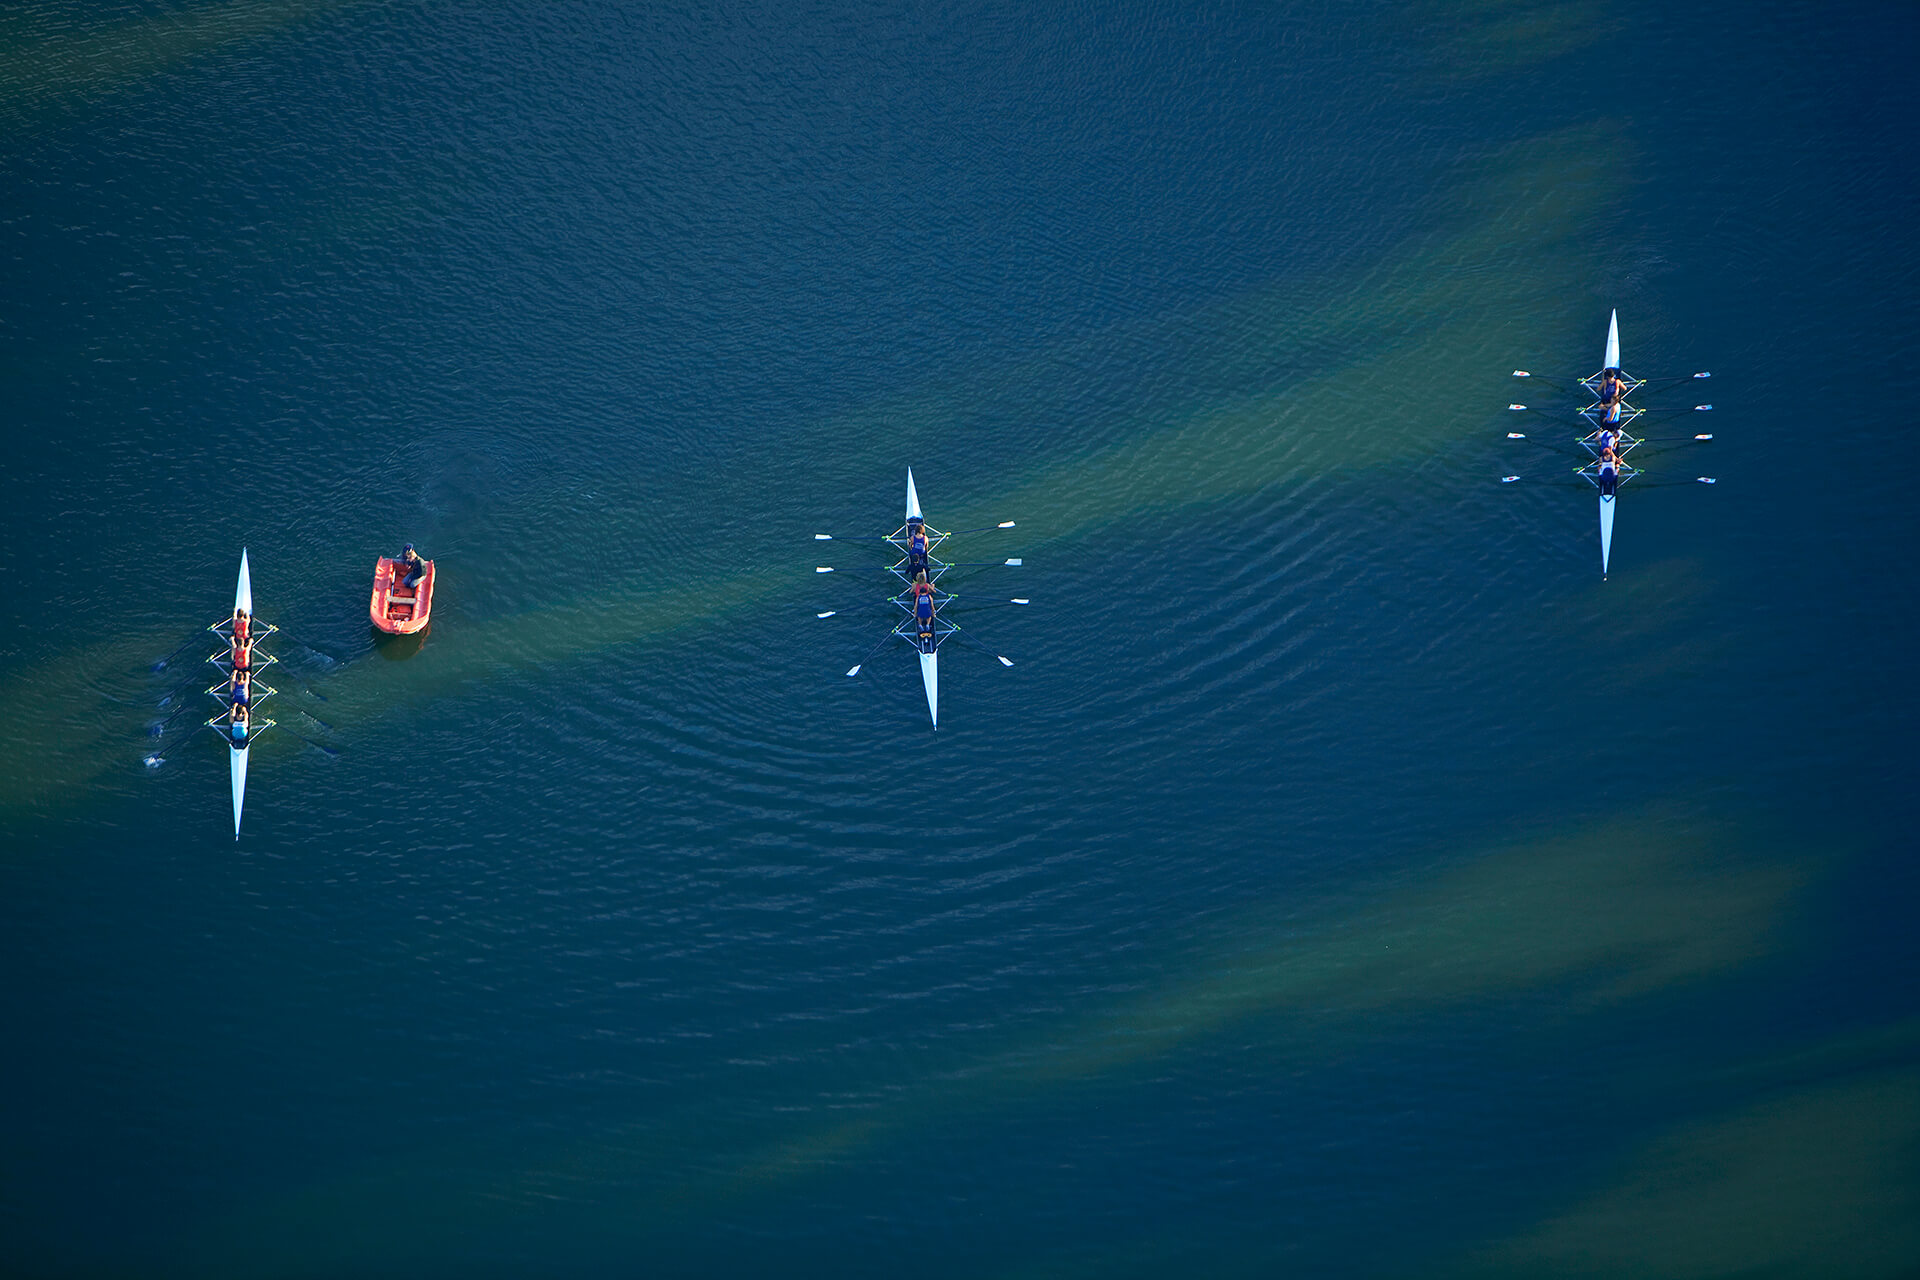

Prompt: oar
[
  {"left": 937, "top": 597, "right": 1031, "bottom": 612},
  {"left": 945, "top": 627, "right": 1016, "bottom": 668},
  {"left": 941, "top": 521, "right": 1018, "bottom": 535},
  {"left": 1503, "top": 432, "right": 1591, "bottom": 460},
  {"left": 148, "top": 630, "right": 212, "bottom": 673},
  {"left": 843, "top": 630, "right": 898, "bottom": 678},
  {"left": 1633, "top": 372, "right": 1713, "bottom": 390}
]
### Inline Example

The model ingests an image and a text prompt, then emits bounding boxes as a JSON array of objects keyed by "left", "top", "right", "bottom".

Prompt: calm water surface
[{"left": 2, "top": 2, "right": 1917, "bottom": 1276}]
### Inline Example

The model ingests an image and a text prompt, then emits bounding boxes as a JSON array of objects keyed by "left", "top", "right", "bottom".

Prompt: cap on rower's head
[{"left": 403, "top": 543, "right": 414, "bottom": 553}]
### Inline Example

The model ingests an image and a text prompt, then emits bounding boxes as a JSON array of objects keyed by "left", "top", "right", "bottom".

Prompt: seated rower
[
  {"left": 1593, "top": 423, "right": 1625, "bottom": 457},
  {"left": 228, "top": 668, "right": 252, "bottom": 709},
  {"left": 230, "top": 631, "right": 253, "bottom": 673},
  {"left": 396, "top": 543, "right": 427, "bottom": 589},
  {"left": 905, "top": 518, "right": 930, "bottom": 579},
  {"left": 1596, "top": 446, "right": 1622, "bottom": 497},
  {"left": 909, "top": 570, "right": 937, "bottom": 644},
  {"left": 226, "top": 698, "right": 251, "bottom": 745},
  {"left": 1597, "top": 369, "right": 1627, "bottom": 425},
  {"left": 232, "top": 606, "right": 251, "bottom": 645}
]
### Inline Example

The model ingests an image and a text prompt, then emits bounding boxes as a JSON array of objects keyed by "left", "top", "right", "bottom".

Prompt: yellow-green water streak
[
  {"left": 0, "top": 0, "right": 378, "bottom": 131},
  {"left": 189, "top": 805, "right": 1804, "bottom": 1268}
]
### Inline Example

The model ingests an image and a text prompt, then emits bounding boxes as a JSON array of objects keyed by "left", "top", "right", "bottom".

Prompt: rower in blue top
[
  {"left": 907, "top": 571, "right": 937, "bottom": 647},
  {"left": 905, "top": 518, "right": 931, "bottom": 580}
]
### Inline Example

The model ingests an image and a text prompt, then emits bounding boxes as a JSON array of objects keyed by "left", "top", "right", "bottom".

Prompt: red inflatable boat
[{"left": 370, "top": 556, "right": 435, "bottom": 634}]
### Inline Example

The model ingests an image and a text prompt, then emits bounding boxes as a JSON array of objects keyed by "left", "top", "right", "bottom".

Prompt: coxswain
[
  {"left": 909, "top": 571, "right": 937, "bottom": 647},
  {"left": 396, "top": 543, "right": 427, "bottom": 588},
  {"left": 904, "top": 518, "right": 930, "bottom": 579},
  {"left": 1596, "top": 446, "right": 1622, "bottom": 497}
]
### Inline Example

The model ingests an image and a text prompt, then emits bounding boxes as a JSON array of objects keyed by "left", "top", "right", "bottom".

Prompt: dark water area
[{"left": 3, "top": 1, "right": 1918, "bottom": 1275}]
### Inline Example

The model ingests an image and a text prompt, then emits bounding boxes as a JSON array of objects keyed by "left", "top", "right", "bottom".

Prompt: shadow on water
[{"left": 371, "top": 629, "right": 428, "bottom": 661}]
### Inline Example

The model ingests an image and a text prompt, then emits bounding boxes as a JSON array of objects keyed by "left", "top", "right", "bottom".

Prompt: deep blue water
[{"left": 3, "top": 2, "right": 1919, "bottom": 1276}]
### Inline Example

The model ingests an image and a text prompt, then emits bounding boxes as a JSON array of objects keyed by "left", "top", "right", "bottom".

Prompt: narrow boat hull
[
  {"left": 230, "top": 743, "right": 249, "bottom": 838},
  {"left": 918, "top": 649, "right": 938, "bottom": 728},
  {"left": 235, "top": 548, "right": 253, "bottom": 615},
  {"left": 1604, "top": 308, "right": 1620, "bottom": 370},
  {"left": 1599, "top": 494, "right": 1616, "bottom": 576},
  {"left": 370, "top": 557, "right": 435, "bottom": 634}
]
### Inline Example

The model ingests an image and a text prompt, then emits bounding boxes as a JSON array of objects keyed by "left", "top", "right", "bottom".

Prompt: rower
[
  {"left": 232, "top": 606, "right": 251, "bottom": 645},
  {"left": 396, "top": 543, "right": 427, "bottom": 588},
  {"left": 1596, "top": 446, "right": 1622, "bottom": 497},
  {"left": 908, "top": 570, "right": 937, "bottom": 646},
  {"left": 904, "top": 518, "right": 930, "bottom": 579},
  {"left": 228, "top": 667, "right": 252, "bottom": 709},
  {"left": 1593, "top": 423, "right": 1625, "bottom": 457},
  {"left": 226, "top": 698, "right": 250, "bottom": 745},
  {"left": 1597, "top": 368, "right": 1627, "bottom": 425}
]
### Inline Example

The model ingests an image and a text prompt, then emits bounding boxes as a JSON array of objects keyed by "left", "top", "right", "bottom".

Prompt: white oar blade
[
  {"left": 846, "top": 664, "right": 862, "bottom": 677},
  {"left": 1012, "top": 598, "right": 1029, "bottom": 605},
  {"left": 996, "top": 656, "right": 1013, "bottom": 667},
  {"left": 817, "top": 611, "right": 837, "bottom": 619},
  {"left": 816, "top": 567, "right": 833, "bottom": 573},
  {"left": 815, "top": 534, "right": 833, "bottom": 541},
  {"left": 997, "top": 521, "right": 1015, "bottom": 528},
  {"left": 1004, "top": 558, "right": 1021, "bottom": 566}
]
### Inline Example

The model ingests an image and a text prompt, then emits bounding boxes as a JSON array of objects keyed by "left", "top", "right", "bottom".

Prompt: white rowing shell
[
  {"left": 235, "top": 547, "right": 253, "bottom": 616},
  {"left": 230, "top": 741, "right": 249, "bottom": 839},
  {"left": 919, "top": 649, "right": 938, "bottom": 729},
  {"left": 1599, "top": 493, "right": 1615, "bottom": 577},
  {"left": 231, "top": 548, "right": 253, "bottom": 836}
]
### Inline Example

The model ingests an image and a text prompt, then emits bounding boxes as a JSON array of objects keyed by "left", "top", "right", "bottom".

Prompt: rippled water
[{"left": 3, "top": 1, "right": 1917, "bottom": 1276}]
